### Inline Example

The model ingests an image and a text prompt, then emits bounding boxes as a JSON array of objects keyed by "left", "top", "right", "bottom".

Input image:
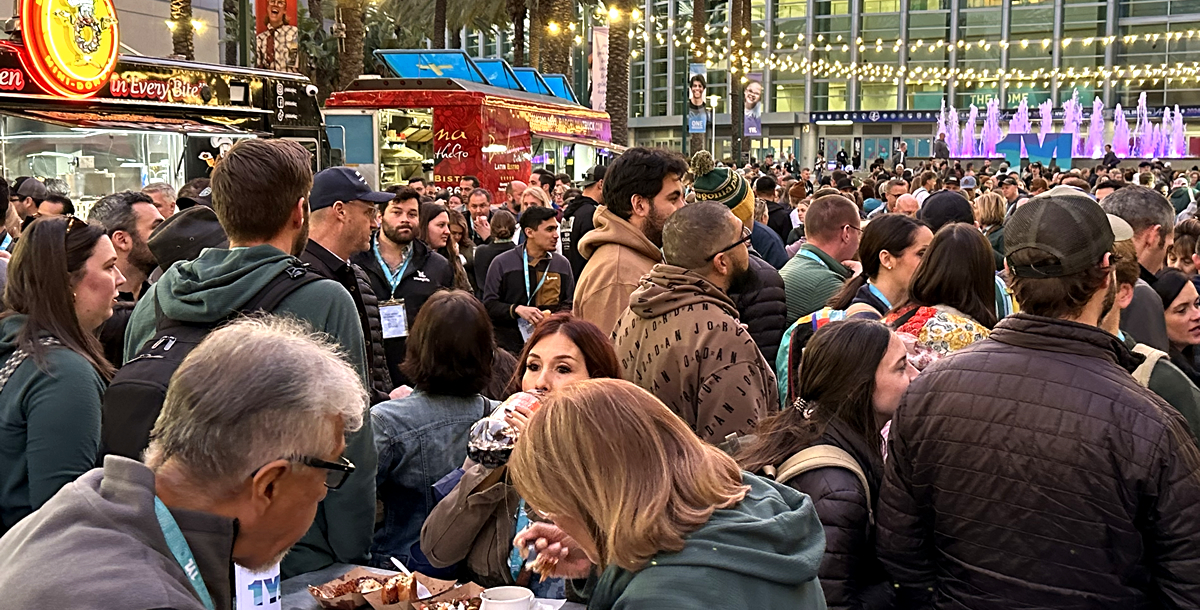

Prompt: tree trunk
[
  {"left": 540, "top": 0, "right": 572, "bottom": 76},
  {"left": 171, "top": 0, "right": 195, "bottom": 59},
  {"left": 337, "top": 0, "right": 365, "bottom": 89},
  {"left": 433, "top": 0, "right": 447, "bottom": 48},
  {"left": 729, "top": 0, "right": 747, "bottom": 165},
  {"left": 688, "top": 0, "right": 706, "bottom": 155},
  {"left": 508, "top": 0, "right": 526, "bottom": 65},
  {"left": 605, "top": 0, "right": 631, "bottom": 146},
  {"left": 309, "top": 0, "right": 324, "bottom": 31},
  {"left": 223, "top": 0, "right": 238, "bottom": 64},
  {"left": 528, "top": 0, "right": 541, "bottom": 70}
]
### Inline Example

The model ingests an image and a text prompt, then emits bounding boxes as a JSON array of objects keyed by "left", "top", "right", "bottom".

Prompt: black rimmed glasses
[
  {"left": 705, "top": 223, "right": 753, "bottom": 262},
  {"left": 253, "top": 454, "right": 356, "bottom": 490}
]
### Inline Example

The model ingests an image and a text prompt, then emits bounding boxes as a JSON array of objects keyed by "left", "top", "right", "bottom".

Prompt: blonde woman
[
  {"left": 973, "top": 191, "right": 1006, "bottom": 270},
  {"left": 510, "top": 379, "right": 827, "bottom": 610},
  {"left": 521, "top": 185, "right": 552, "bottom": 210}
]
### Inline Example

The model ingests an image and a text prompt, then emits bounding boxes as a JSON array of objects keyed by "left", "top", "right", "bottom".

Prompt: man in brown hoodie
[
  {"left": 613, "top": 201, "right": 778, "bottom": 444},
  {"left": 575, "top": 148, "right": 689, "bottom": 335}
]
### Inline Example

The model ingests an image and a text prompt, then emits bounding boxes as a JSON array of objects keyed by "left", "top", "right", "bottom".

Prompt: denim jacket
[{"left": 371, "top": 390, "right": 497, "bottom": 567}]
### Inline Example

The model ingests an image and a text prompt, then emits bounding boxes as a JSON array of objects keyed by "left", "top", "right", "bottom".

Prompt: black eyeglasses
[
  {"left": 705, "top": 223, "right": 753, "bottom": 262},
  {"left": 843, "top": 223, "right": 863, "bottom": 234},
  {"left": 253, "top": 454, "right": 356, "bottom": 490}
]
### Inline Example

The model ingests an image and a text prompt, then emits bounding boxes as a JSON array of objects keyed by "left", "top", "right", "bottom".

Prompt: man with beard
[
  {"left": 612, "top": 202, "right": 776, "bottom": 445},
  {"left": 574, "top": 148, "right": 688, "bottom": 334},
  {"left": 352, "top": 186, "right": 453, "bottom": 388},
  {"left": 504, "top": 180, "right": 528, "bottom": 216},
  {"left": 879, "top": 186, "right": 1200, "bottom": 609},
  {"left": 88, "top": 190, "right": 164, "bottom": 366},
  {"left": 123, "top": 139, "right": 376, "bottom": 579}
]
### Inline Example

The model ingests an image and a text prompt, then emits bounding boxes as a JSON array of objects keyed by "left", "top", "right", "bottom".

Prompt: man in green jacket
[
  {"left": 779, "top": 193, "right": 860, "bottom": 323},
  {"left": 124, "top": 139, "right": 375, "bottom": 578}
]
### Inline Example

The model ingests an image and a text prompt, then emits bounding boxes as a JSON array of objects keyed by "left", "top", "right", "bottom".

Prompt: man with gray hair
[
  {"left": 0, "top": 316, "right": 366, "bottom": 609},
  {"left": 1102, "top": 184, "right": 1175, "bottom": 351},
  {"left": 143, "top": 181, "right": 178, "bottom": 218},
  {"left": 612, "top": 201, "right": 777, "bottom": 444},
  {"left": 869, "top": 178, "right": 909, "bottom": 218},
  {"left": 89, "top": 190, "right": 165, "bottom": 365}
]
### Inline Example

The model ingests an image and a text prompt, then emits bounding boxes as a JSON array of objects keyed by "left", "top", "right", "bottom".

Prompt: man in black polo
[
  {"left": 352, "top": 186, "right": 454, "bottom": 387},
  {"left": 302, "top": 167, "right": 396, "bottom": 404},
  {"left": 560, "top": 164, "right": 604, "bottom": 279}
]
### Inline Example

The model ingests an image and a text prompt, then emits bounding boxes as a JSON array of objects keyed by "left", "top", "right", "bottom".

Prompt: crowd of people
[{"left": 0, "top": 137, "right": 1198, "bottom": 610}]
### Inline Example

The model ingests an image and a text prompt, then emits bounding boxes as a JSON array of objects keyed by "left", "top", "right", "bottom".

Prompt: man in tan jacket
[
  {"left": 613, "top": 202, "right": 777, "bottom": 444},
  {"left": 574, "top": 148, "right": 688, "bottom": 335}
]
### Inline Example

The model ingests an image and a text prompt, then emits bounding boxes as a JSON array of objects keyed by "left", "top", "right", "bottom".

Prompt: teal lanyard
[
  {"left": 522, "top": 248, "right": 549, "bottom": 306},
  {"left": 374, "top": 241, "right": 411, "bottom": 296},
  {"left": 509, "top": 498, "right": 533, "bottom": 579},
  {"left": 867, "top": 283, "right": 892, "bottom": 309},
  {"left": 154, "top": 497, "right": 217, "bottom": 610},
  {"left": 798, "top": 248, "right": 828, "bottom": 270}
]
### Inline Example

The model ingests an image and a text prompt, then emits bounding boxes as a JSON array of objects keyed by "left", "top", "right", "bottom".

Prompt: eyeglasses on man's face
[
  {"left": 252, "top": 454, "right": 356, "bottom": 490},
  {"left": 705, "top": 223, "right": 753, "bottom": 262}
]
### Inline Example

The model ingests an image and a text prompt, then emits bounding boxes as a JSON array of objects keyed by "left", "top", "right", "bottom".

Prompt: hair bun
[{"left": 690, "top": 150, "right": 715, "bottom": 177}]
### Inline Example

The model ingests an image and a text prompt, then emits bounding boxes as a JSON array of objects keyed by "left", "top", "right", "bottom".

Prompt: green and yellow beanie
[{"left": 690, "top": 150, "right": 755, "bottom": 227}]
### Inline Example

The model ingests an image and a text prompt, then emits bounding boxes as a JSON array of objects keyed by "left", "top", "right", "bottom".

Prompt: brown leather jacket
[{"left": 420, "top": 462, "right": 519, "bottom": 588}]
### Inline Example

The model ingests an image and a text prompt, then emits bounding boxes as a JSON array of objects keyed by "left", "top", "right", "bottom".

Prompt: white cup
[{"left": 479, "top": 586, "right": 535, "bottom": 610}]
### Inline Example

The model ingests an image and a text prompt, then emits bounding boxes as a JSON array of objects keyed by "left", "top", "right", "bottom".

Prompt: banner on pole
[
  {"left": 590, "top": 27, "right": 610, "bottom": 111},
  {"left": 687, "top": 63, "right": 707, "bottom": 134}
]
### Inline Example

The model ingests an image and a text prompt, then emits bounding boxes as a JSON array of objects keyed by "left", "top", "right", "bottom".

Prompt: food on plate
[{"left": 382, "top": 573, "right": 418, "bottom": 605}]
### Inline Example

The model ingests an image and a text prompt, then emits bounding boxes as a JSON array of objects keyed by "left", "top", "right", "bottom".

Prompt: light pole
[{"left": 708, "top": 94, "right": 721, "bottom": 158}]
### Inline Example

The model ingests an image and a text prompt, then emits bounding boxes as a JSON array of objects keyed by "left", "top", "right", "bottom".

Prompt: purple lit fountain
[
  {"left": 1160, "top": 108, "right": 1174, "bottom": 158},
  {"left": 962, "top": 105, "right": 979, "bottom": 157},
  {"left": 948, "top": 105, "right": 962, "bottom": 157},
  {"left": 1173, "top": 106, "right": 1187, "bottom": 157},
  {"left": 1112, "top": 103, "right": 1130, "bottom": 157},
  {"left": 1061, "top": 90, "right": 1085, "bottom": 157},
  {"left": 1009, "top": 99, "right": 1031, "bottom": 156},
  {"left": 1135, "top": 92, "right": 1152, "bottom": 158},
  {"left": 1086, "top": 97, "right": 1106, "bottom": 158},
  {"left": 1038, "top": 99, "right": 1054, "bottom": 146},
  {"left": 982, "top": 98, "right": 1002, "bottom": 157}
]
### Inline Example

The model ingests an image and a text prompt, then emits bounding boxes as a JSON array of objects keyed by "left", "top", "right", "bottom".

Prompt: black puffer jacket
[
  {"left": 786, "top": 418, "right": 893, "bottom": 610},
  {"left": 730, "top": 253, "right": 788, "bottom": 365},
  {"left": 878, "top": 314, "right": 1200, "bottom": 609},
  {"left": 302, "top": 240, "right": 391, "bottom": 404}
]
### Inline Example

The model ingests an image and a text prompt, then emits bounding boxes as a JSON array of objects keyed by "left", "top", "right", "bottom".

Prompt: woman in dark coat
[
  {"left": 738, "top": 319, "right": 917, "bottom": 610},
  {"left": 729, "top": 252, "right": 788, "bottom": 364}
]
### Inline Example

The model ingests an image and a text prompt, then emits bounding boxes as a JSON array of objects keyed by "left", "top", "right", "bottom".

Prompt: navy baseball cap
[{"left": 310, "top": 167, "right": 394, "bottom": 211}]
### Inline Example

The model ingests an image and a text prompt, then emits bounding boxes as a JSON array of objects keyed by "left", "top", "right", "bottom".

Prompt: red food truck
[{"left": 324, "top": 50, "right": 620, "bottom": 197}]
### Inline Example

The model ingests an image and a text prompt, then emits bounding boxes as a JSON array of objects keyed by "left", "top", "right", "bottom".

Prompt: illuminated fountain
[
  {"left": 982, "top": 98, "right": 1002, "bottom": 158},
  {"left": 1086, "top": 97, "right": 1106, "bottom": 158},
  {"left": 1113, "top": 104, "right": 1131, "bottom": 157},
  {"left": 961, "top": 105, "right": 979, "bottom": 157},
  {"left": 1061, "top": 90, "right": 1084, "bottom": 157},
  {"left": 1009, "top": 99, "right": 1031, "bottom": 156}
]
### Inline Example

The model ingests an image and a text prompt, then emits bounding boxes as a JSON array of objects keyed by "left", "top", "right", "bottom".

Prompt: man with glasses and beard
[
  {"left": 88, "top": 191, "right": 165, "bottom": 366},
  {"left": 612, "top": 202, "right": 777, "bottom": 445},
  {"left": 352, "top": 186, "right": 453, "bottom": 388}
]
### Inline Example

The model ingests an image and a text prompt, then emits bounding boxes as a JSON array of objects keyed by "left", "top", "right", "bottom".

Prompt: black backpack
[{"left": 99, "top": 264, "right": 322, "bottom": 462}]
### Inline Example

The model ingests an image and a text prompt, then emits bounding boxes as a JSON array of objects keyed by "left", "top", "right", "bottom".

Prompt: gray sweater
[{"left": 0, "top": 456, "right": 236, "bottom": 610}]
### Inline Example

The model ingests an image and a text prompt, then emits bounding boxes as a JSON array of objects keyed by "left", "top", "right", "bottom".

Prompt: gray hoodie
[{"left": 0, "top": 457, "right": 236, "bottom": 610}]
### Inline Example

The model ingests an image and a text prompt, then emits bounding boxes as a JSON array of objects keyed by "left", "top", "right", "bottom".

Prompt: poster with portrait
[
  {"left": 687, "top": 63, "right": 708, "bottom": 134},
  {"left": 744, "top": 72, "right": 763, "bottom": 138},
  {"left": 256, "top": 0, "right": 300, "bottom": 73}
]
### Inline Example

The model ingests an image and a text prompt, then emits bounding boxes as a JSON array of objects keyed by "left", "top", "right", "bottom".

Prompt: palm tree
[
  {"left": 539, "top": 0, "right": 572, "bottom": 76},
  {"left": 605, "top": 0, "right": 632, "bottom": 146},
  {"left": 728, "top": 0, "right": 749, "bottom": 164},
  {"left": 508, "top": 0, "right": 527, "bottom": 65},
  {"left": 171, "top": 0, "right": 194, "bottom": 59},
  {"left": 529, "top": 0, "right": 542, "bottom": 70},
  {"left": 223, "top": 0, "right": 238, "bottom": 64},
  {"left": 689, "top": 0, "right": 706, "bottom": 155},
  {"left": 433, "top": 0, "right": 447, "bottom": 48},
  {"left": 337, "top": 0, "right": 366, "bottom": 88}
]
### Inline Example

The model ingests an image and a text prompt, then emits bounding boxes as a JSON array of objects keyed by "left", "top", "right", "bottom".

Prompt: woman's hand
[
  {"left": 504, "top": 404, "right": 535, "bottom": 436},
  {"left": 514, "top": 522, "right": 593, "bottom": 579}
]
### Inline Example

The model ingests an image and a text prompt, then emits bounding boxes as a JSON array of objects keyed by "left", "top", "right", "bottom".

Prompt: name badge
[
  {"left": 234, "top": 563, "right": 280, "bottom": 610},
  {"left": 380, "top": 299, "right": 409, "bottom": 339}
]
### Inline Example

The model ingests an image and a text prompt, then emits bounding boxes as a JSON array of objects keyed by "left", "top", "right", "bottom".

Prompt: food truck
[
  {"left": 0, "top": 0, "right": 326, "bottom": 209},
  {"left": 324, "top": 50, "right": 621, "bottom": 194}
]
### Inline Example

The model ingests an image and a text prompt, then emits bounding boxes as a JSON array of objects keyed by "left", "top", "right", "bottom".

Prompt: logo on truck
[{"left": 21, "top": 0, "right": 120, "bottom": 98}]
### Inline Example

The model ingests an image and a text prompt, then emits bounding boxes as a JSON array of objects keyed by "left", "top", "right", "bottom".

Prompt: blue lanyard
[
  {"left": 154, "top": 497, "right": 217, "bottom": 610},
  {"left": 0, "top": 233, "right": 10, "bottom": 251},
  {"left": 509, "top": 498, "right": 532, "bottom": 579},
  {"left": 798, "top": 248, "right": 829, "bottom": 270},
  {"left": 867, "top": 283, "right": 892, "bottom": 309},
  {"left": 373, "top": 240, "right": 411, "bottom": 296},
  {"left": 522, "top": 248, "right": 549, "bottom": 306}
]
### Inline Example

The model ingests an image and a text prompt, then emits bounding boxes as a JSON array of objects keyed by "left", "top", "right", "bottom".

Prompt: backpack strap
[
  {"left": 0, "top": 337, "right": 60, "bottom": 394},
  {"left": 764, "top": 445, "right": 874, "bottom": 524},
  {"left": 1132, "top": 343, "right": 1167, "bottom": 387},
  {"left": 239, "top": 263, "right": 324, "bottom": 314}
]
